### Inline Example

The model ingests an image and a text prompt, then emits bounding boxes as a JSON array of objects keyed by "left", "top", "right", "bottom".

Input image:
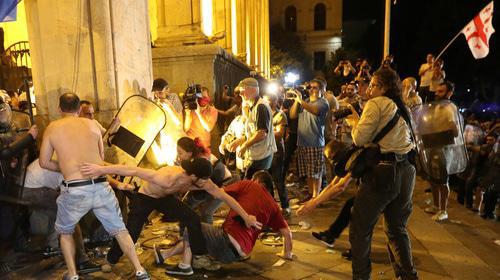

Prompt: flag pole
[{"left": 435, "top": 30, "right": 463, "bottom": 61}]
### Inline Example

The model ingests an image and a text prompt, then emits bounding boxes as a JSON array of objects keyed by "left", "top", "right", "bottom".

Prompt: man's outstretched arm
[{"left": 81, "top": 163, "right": 157, "bottom": 182}]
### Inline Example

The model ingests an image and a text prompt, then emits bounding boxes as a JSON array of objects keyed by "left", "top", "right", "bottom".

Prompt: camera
[
  {"left": 333, "top": 102, "right": 362, "bottom": 120},
  {"left": 183, "top": 84, "right": 203, "bottom": 110},
  {"left": 285, "top": 85, "right": 309, "bottom": 100}
]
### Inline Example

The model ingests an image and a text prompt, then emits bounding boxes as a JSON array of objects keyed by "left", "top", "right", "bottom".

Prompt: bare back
[
  {"left": 42, "top": 116, "right": 103, "bottom": 180},
  {"left": 139, "top": 166, "right": 194, "bottom": 198}
]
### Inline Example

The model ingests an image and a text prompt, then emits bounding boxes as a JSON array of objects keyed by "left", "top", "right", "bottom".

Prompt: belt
[
  {"left": 379, "top": 152, "right": 407, "bottom": 162},
  {"left": 64, "top": 176, "right": 107, "bottom": 187}
]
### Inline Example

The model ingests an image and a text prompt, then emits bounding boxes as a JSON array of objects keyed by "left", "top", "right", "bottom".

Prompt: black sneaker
[
  {"left": 341, "top": 249, "right": 352, "bottom": 260},
  {"left": 165, "top": 264, "right": 194, "bottom": 276},
  {"left": 43, "top": 246, "right": 62, "bottom": 257},
  {"left": 77, "top": 259, "right": 101, "bottom": 274},
  {"left": 153, "top": 244, "right": 164, "bottom": 265},
  {"left": 311, "top": 231, "right": 335, "bottom": 248},
  {"left": 136, "top": 270, "right": 151, "bottom": 280}
]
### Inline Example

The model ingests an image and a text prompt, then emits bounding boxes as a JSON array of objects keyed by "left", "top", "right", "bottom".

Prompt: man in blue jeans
[{"left": 39, "top": 93, "right": 150, "bottom": 280}]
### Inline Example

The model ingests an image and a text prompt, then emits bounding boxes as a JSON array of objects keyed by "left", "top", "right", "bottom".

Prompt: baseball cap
[
  {"left": 236, "top": 77, "right": 259, "bottom": 90},
  {"left": 180, "top": 157, "right": 213, "bottom": 179}
]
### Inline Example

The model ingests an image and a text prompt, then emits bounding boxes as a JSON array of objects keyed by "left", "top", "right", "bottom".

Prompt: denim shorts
[{"left": 55, "top": 181, "right": 127, "bottom": 236}]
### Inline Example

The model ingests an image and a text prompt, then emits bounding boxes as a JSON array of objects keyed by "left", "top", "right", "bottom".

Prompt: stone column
[{"left": 25, "top": 0, "right": 152, "bottom": 123}]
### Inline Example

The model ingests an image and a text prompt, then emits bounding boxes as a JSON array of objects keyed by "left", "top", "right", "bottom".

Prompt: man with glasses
[
  {"left": 290, "top": 78, "right": 330, "bottom": 200},
  {"left": 152, "top": 78, "right": 183, "bottom": 121},
  {"left": 80, "top": 157, "right": 261, "bottom": 270},
  {"left": 79, "top": 100, "right": 106, "bottom": 135}
]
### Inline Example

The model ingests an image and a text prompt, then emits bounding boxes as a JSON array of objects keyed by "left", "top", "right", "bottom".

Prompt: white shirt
[
  {"left": 419, "top": 63, "right": 433, "bottom": 87},
  {"left": 24, "top": 159, "right": 64, "bottom": 189},
  {"left": 352, "top": 96, "right": 414, "bottom": 154}
]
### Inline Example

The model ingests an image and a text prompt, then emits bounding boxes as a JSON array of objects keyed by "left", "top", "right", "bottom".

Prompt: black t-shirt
[{"left": 255, "top": 103, "right": 271, "bottom": 133}]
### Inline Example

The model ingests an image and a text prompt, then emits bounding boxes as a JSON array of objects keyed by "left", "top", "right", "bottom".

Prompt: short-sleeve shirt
[
  {"left": 297, "top": 98, "right": 329, "bottom": 147},
  {"left": 255, "top": 104, "right": 271, "bottom": 132},
  {"left": 419, "top": 63, "right": 433, "bottom": 87},
  {"left": 166, "top": 93, "right": 184, "bottom": 115},
  {"left": 222, "top": 180, "right": 288, "bottom": 255},
  {"left": 24, "top": 159, "right": 64, "bottom": 189}
]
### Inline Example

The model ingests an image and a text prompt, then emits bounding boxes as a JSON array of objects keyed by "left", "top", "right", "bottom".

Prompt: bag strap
[{"left": 372, "top": 110, "right": 400, "bottom": 144}]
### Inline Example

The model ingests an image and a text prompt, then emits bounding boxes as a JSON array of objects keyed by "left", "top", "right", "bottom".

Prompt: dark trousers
[
  {"left": 483, "top": 189, "right": 498, "bottom": 216},
  {"left": 350, "top": 160, "right": 417, "bottom": 280},
  {"left": 326, "top": 196, "right": 355, "bottom": 238},
  {"left": 269, "top": 152, "right": 289, "bottom": 209},
  {"left": 244, "top": 154, "right": 273, "bottom": 179},
  {"left": 107, "top": 193, "right": 207, "bottom": 264},
  {"left": 283, "top": 133, "right": 298, "bottom": 177}
]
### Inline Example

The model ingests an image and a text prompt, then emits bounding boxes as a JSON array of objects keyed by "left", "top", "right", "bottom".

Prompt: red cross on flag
[{"left": 462, "top": 1, "right": 495, "bottom": 59}]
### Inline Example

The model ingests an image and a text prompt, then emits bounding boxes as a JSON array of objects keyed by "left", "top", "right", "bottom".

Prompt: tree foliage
[{"left": 270, "top": 24, "right": 312, "bottom": 82}]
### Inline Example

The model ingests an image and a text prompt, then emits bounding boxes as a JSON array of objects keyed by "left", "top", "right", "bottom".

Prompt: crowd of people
[{"left": 0, "top": 51, "right": 498, "bottom": 280}]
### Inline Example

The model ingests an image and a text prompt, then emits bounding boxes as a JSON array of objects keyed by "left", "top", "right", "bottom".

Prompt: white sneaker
[
  {"left": 424, "top": 205, "right": 438, "bottom": 214},
  {"left": 432, "top": 210, "right": 448, "bottom": 221}
]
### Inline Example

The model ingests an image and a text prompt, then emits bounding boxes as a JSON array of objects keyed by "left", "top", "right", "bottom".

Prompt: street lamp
[{"left": 284, "top": 72, "right": 299, "bottom": 86}]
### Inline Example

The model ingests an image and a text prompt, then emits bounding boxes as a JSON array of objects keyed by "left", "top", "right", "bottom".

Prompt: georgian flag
[{"left": 462, "top": 1, "right": 495, "bottom": 59}]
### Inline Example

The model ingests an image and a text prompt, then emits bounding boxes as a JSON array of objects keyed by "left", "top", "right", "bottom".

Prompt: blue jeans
[
  {"left": 185, "top": 191, "right": 224, "bottom": 224},
  {"left": 55, "top": 182, "right": 126, "bottom": 236},
  {"left": 244, "top": 154, "right": 273, "bottom": 179}
]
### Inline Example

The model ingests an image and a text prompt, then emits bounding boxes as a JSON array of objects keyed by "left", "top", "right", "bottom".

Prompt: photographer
[
  {"left": 356, "top": 59, "right": 372, "bottom": 81},
  {"left": 184, "top": 87, "right": 218, "bottom": 148},
  {"left": 336, "top": 81, "right": 362, "bottom": 145},
  {"left": 152, "top": 78, "right": 183, "bottom": 118},
  {"left": 290, "top": 78, "right": 329, "bottom": 199},
  {"left": 334, "top": 60, "right": 356, "bottom": 85},
  {"left": 380, "top": 54, "right": 397, "bottom": 71},
  {"left": 346, "top": 68, "right": 417, "bottom": 280}
]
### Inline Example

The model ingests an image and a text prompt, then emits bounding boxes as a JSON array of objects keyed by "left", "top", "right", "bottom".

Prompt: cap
[
  {"left": 236, "top": 77, "right": 259, "bottom": 90},
  {"left": 180, "top": 157, "right": 213, "bottom": 179}
]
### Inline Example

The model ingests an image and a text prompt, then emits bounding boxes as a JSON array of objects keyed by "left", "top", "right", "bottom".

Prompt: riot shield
[
  {"left": 464, "top": 124, "right": 484, "bottom": 145},
  {"left": 411, "top": 100, "right": 468, "bottom": 178},
  {"left": 144, "top": 101, "right": 186, "bottom": 168},
  {"left": 103, "top": 95, "right": 166, "bottom": 167}
]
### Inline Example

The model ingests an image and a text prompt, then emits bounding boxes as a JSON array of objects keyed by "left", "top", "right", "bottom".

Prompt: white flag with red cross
[{"left": 462, "top": 1, "right": 495, "bottom": 59}]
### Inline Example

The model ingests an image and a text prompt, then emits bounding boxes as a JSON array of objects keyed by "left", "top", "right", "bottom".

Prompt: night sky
[{"left": 344, "top": 0, "right": 499, "bottom": 109}]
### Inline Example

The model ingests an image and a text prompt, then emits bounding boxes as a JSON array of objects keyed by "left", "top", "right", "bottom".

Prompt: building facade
[
  {"left": 269, "top": 0, "right": 342, "bottom": 73},
  {"left": 0, "top": 0, "right": 270, "bottom": 124}
]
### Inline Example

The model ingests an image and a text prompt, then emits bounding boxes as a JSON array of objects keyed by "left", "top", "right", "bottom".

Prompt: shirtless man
[
  {"left": 80, "top": 157, "right": 262, "bottom": 269},
  {"left": 39, "top": 93, "right": 150, "bottom": 280}
]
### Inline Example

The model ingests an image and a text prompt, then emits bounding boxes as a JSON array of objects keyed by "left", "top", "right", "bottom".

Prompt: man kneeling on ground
[{"left": 155, "top": 170, "right": 294, "bottom": 276}]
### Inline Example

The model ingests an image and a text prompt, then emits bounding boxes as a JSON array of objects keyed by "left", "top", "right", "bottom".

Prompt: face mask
[{"left": 198, "top": 96, "right": 210, "bottom": 107}]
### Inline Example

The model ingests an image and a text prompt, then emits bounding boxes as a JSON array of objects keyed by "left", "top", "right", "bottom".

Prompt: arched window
[
  {"left": 285, "top": 6, "right": 297, "bottom": 32},
  {"left": 314, "top": 3, "right": 326, "bottom": 31}
]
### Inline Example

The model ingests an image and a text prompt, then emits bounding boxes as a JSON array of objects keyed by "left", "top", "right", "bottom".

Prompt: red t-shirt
[{"left": 222, "top": 180, "right": 288, "bottom": 255}]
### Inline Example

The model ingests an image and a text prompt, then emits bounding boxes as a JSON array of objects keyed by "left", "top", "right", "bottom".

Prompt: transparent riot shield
[
  {"left": 464, "top": 124, "right": 484, "bottom": 145},
  {"left": 411, "top": 100, "right": 468, "bottom": 178},
  {"left": 103, "top": 95, "right": 166, "bottom": 167},
  {"left": 144, "top": 101, "right": 186, "bottom": 169}
]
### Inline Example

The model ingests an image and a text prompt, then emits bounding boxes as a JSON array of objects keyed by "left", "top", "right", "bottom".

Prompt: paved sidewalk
[{"left": 4, "top": 176, "right": 500, "bottom": 279}]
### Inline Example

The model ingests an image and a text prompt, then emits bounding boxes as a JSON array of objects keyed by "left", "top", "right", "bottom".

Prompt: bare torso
[
  {"left": 44, "top": 116, "right": 103, "bottom": 180},
  {"left": 139, "top": 165, "right": 195, "bottom": 198}
]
